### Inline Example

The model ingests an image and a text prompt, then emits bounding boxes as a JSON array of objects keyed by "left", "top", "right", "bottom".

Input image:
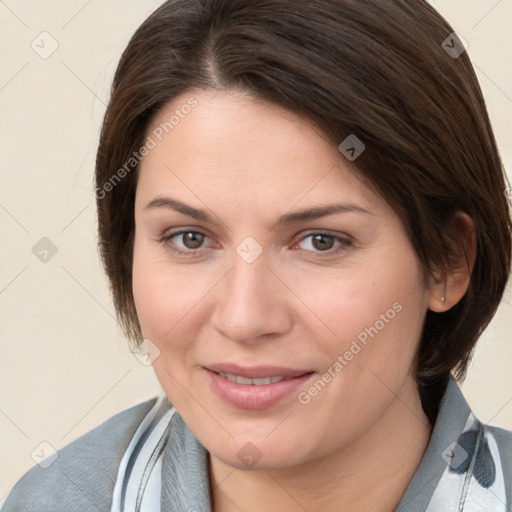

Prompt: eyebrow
[{"left": 143, "top": 196, "right": 372, "bottom": 225}]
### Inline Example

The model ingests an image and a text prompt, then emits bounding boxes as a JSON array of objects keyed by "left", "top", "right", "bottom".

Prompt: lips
[
  {"left": 206, "top": 363, "right": 311, "bottom": 380},
  {"left": 216, "top": 373, "right": 290, "bottom": 385},
  {"left": 203, "top": 363, "right": 315, "bottom": 409}
]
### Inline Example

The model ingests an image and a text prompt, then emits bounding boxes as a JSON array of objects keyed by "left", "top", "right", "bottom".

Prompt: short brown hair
[{"left": 95, "top": 0, "right": 511, "bottom": 390}]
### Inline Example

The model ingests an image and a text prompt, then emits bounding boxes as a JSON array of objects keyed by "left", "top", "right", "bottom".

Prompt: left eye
[{"left": 296, "top": 233, "right": 351, "bottom": 254}]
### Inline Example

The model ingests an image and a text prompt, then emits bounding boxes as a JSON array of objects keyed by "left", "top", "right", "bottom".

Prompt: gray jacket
[{"left": 2, "top": 377, "right": 511, "bottom": 511}]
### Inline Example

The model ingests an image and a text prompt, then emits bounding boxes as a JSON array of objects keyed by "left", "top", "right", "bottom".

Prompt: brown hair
[{"left": 95, "top": 0, "right": 511, "bottom": 392}]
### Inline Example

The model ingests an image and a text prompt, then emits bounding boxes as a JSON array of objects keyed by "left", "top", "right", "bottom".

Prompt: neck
[{"left": 209, "top": 376, "right": 432, "bottom": 512}]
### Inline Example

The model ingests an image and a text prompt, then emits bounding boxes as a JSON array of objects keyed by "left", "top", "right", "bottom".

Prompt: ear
[{"left": 428, "top": 212, "right": 477, "bottom": 313}]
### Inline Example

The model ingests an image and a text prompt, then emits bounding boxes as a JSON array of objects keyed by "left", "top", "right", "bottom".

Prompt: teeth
[
  {"left": 252, "top": 377, "right": 271, "bottom": 385},
  {"left": 218, "top": 372, "right": 287, "bottom": 385}
]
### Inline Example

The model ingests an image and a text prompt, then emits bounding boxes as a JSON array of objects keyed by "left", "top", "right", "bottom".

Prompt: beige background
[{"left": 1, "top": 0, "right": 511, "bottom": 497}]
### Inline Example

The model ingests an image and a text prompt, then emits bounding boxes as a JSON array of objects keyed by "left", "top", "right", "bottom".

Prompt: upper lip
[{"left": 205, "top": 363, "right": 313, "bottom": 379}]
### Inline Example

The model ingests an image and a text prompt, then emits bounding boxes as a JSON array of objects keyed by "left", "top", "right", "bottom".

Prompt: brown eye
[
  {"left": 295, "top": 232, "right": 352, "bottom": 256},
  {"left": 159, "top": 230, "right": 210, "bottom": 255},
  {"left": 311, "top": 234, "right": 335, "bottom": 251},
  {"left": 180, "top": 231, "right": 205, "bottom": 249}
]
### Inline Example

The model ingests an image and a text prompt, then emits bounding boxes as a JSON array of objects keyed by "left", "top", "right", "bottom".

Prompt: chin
[{"left": 207, "top": 432, "right": 319, "bottom": 472}]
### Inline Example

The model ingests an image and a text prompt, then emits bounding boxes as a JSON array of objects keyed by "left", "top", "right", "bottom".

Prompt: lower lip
[{"left": 204, "top": 368, "right": 315, "bottom": 410}]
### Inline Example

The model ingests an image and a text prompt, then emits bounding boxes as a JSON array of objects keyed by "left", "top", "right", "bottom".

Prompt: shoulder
[
  {"left": 487, "top": 423, "right": 512, "bottom": 442},
  {"left": 1, "top": 397, "right": 158, "bottom": 512}
]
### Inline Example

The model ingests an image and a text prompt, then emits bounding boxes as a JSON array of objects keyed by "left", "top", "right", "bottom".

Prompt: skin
[{"left": 132, "top": 88, "right": 475, "bottom": 511}]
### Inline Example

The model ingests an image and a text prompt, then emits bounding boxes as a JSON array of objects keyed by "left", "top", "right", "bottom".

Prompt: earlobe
[
  {"left": 428, "top": 212, "right": 477, "bottom": 313},
  {"left": 428, "top": 277, "right": 448, "bottom": 313}
]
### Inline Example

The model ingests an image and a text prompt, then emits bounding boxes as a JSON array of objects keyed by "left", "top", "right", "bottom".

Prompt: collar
[{"left": 396, "top": 376, "right": 510, "bottom": 511}]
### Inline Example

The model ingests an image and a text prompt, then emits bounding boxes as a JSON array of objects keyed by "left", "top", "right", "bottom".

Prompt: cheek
[
  {"left": 290, "top": 249, "right": 427, "bottom": 441},
  {"left": 131, "top": 245, "right": 202, "bottom": 405},
  {"left": 131, "top": 241, "right": 221, "bottom": 351},
  {"left": 296, "top": 244, "right": 427, "bottom": 375},
  {"left": 132, "top": 243, "right": 191, "bottom": 341}
]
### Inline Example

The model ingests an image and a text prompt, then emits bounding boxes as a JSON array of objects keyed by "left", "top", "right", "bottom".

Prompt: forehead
[{"left": 136, "top": 89, "right": 383, "bottom": 215}]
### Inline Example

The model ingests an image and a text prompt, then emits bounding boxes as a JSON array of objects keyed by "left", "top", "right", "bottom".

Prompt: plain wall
[{"left": 1, "top": 0, "right": 511, "bottom": 496}]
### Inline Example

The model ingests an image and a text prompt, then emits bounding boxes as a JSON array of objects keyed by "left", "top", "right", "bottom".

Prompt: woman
[{"left": 3, "top": 0, "right": 511, "bottom": 510}]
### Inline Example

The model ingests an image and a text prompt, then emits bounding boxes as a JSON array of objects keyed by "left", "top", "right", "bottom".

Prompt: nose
[{"left": 210, "top": 250, "right": 293, "bottom": 344}]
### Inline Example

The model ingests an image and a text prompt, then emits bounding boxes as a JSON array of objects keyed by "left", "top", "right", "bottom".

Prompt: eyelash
[{"left": 157, "top": 229, "right": 353, "bottom": 258}]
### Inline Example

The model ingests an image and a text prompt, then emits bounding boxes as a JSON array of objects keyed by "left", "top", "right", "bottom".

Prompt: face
[{"left": 132, "top": 88, "right": 432, "bottom": 470}]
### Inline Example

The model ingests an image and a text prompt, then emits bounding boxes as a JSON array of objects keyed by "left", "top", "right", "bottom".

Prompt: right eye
[{"left": 158, "top": 230, "right": 210, "bottom": 255}]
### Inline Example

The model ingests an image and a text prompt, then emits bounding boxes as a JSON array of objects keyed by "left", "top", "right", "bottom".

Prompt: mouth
[
  {"left": 214, "top": 372, "right": 297, "bottom": 385},
  {"left": 203, "top": 364, "right": 315, "bottom": 410}
]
